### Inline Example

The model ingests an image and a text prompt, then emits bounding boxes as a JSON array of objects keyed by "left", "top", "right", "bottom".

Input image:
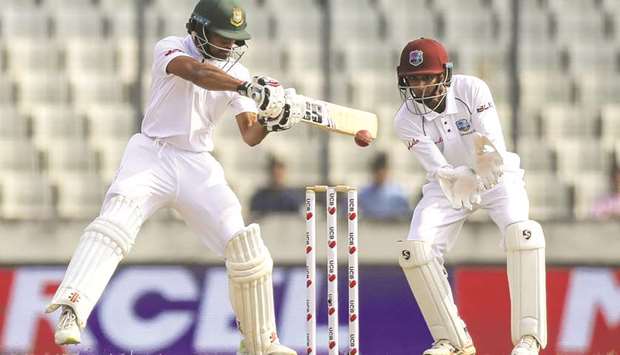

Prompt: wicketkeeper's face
[{"left": 404, "top": 73, "right": 446, "bottom": 106}]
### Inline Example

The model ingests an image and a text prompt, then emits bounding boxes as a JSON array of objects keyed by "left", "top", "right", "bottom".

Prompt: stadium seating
[
  {"left": 540, "top": 104, "right": 599, "bottom": 141},
  {"left": 0, "top": 172, "right": 54, "bottom": 220},
  {"left": 601, "top": 103, "right": 620, "bottom": 147},
  {"left": 16, "top": 72, "right": 71, "bottom": 112},
  {"left": 0, "top": 106, "right": 29, "bottom": 139},
  {"left": 0, "top": 0, "right": 617, "bottom": 222},
  {"left": 0, "top": 139, "right": 40, "bottom": 172},
  {"left": 524, "top": 171, "right": 573, "bottom": 220},
  {"left": 572, "top": 172, "right": 611, "bottom": 220},
  {"left": 30, "top": 105, "right": 86, "bottom": 148},
  {"left": 517, "top": 137, "right": 556, "bottom": 172},
  {"left": 5, "top": 39, "right": 63, "bottom": 74}
]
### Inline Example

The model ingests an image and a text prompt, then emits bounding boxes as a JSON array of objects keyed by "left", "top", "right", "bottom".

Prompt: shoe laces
[{"left": 58, "top": 307, "right": 77, "bottom": 330}]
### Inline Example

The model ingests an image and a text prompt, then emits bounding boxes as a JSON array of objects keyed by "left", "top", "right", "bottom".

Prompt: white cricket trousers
[
  {"left": 106, "top": 133, "right": 245, "bottom": 256},
  {"left": 407, "top": 172, "right": 530, "bottom": 259}
]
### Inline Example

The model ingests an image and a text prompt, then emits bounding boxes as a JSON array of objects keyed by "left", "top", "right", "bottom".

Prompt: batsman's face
[{"left": 205, "top": 32, "right": 235, "bottom": 60}]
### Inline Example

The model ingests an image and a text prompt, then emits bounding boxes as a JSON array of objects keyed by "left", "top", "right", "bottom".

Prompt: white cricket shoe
[
  {"left": 54, "top": 306, "right": 81, "bottom": 345},
  {"left": 511, "top": 335, "right": 540, "bottom": 355},
  {"left": 423, "top": 339, "right": 476, "bottom": 355},
  {"left": 237, "top": 339, "right": 297, "bottom": 355}
]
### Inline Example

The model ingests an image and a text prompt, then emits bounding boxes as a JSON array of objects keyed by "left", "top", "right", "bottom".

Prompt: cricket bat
[{"left": 298, "top": 96, "right": 378, "bottom": 139}]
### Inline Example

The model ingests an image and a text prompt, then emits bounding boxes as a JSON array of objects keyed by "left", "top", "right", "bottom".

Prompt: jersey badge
[{"left": 455, "top": 118, "right": 473, "bottom": 134}]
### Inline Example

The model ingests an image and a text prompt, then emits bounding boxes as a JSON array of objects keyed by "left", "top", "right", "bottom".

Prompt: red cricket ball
[{"left": 354, "top": 129, "right": 373, "bottom": 147}]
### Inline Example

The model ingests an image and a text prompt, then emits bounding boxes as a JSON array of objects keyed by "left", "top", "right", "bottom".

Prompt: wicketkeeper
[
  {"left": 394, "top": 38, "right": 547, "bottom": 355},
  {"left": 46, "top": 1, "right": 304, "bottom": 354}
]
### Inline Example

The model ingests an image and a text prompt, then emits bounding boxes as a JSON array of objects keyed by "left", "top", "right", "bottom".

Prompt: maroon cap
[{"left": 397, "top": 38, "right": 449, "bottom": 77}]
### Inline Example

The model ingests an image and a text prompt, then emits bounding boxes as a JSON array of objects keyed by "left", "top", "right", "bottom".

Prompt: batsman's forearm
[
  {"left": 192, "top": 64, "right": 244, "bottom": 92},
  {"left": 243, "top": 125, "right": 268, "bottom": 146},
  {"left": 239, "top": 115, "right": 269, "bottom": 146}
]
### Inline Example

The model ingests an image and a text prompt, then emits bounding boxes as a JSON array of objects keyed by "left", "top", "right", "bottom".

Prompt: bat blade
[{"left": 298, "top": 96, "right": 378, "bottom": 138}]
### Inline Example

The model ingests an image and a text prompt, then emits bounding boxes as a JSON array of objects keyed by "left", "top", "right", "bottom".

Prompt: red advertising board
[{"left": 456, "top": 267, "right": 620, "bottom": 354}]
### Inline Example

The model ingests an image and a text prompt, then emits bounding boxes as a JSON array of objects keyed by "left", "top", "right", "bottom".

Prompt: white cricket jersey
[
  {"left": 141, "top": 35, "right": 257, "bottom": 152},
  {"left": 394, "top": 74, "right": 521, "bottom": 181}
]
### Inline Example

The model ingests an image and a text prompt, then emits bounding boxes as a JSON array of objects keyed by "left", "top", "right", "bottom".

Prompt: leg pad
[
  {"left": 505, "top": 220, "right": 547, "bottom": 348},
  {"left": 399, "top": 240, "right": 473, "bottom": 349}
]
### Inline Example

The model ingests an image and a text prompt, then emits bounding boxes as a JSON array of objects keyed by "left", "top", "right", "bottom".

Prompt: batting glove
[
  {"left": 237, "top": 75, "right": 286, "bottom": 118},
  {"left": 258, "top": 88, "right": 305, "bottom": 132}
]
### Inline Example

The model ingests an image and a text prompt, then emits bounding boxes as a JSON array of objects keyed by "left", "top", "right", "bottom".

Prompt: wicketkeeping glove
[
  {"left": 237, "top": 75, "right": 286, "bottom": 118},
  {"left": 472, "top": 132, "right": 504, "bottom": 189},
  {"left": 258, "top": 88, "right": 305, "bottom": 132},
  {"left": 436, "top": 166, "right": 483, "bottom": 210}
]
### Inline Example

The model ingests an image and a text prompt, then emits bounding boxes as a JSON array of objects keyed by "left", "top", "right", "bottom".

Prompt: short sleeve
[
  {"left": 470, "top": 78, "right": 507, "bottom": 153},
  {"left": 152, "top": 37, "right": 191, "bottom": 77}
]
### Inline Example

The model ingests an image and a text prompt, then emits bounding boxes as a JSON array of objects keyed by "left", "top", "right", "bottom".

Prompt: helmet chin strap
[{"left": 191, "top": 29, "right": 247, "bottom": 72}]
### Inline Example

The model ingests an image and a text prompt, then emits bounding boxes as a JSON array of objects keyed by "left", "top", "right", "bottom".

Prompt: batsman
[
  {"left": 45, "top": 0, "right": 304, "bottom": 354},
  {"left": 394, "top": 38, "right": 546, "bottom": 355}
]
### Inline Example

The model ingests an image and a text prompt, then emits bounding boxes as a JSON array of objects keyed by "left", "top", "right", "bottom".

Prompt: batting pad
[
  {"left": 46, "top": 196, "right": 144, "bottom": 328},
  {"left": 225, "top": 224, "right": 277, "bottom": 355},
  {"left": 505, "top": 220, "right": 547, "bottom": 348},
  {"left": 398, "top": 240, "right": 473, "bottom": 349}
]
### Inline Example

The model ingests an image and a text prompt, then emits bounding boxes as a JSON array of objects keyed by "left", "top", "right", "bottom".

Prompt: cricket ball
[{"left": 354, "top": 130, "right": 373, "bottom": 147}]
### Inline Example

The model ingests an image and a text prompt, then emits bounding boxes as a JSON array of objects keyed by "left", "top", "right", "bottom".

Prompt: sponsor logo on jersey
[
  {"left": 476, "top": 102, "right": 493, "bottom": 113},
  {"left": 230, "top": 7, "right": 245, "bottom": 27},
  {"left": 409, "top": 50, "right": 423, "bottom": 67},
  {"left": 164, "top": 48, "right": 183, "bottom": 56},
  {"left": 406, "top": 138, "right": 420, "bottom": 150}
]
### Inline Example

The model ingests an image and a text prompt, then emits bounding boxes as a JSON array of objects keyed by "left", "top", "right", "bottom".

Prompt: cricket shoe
[
  {"left": 423, "top": 339, "right": 476, "bottom": 355},
  {"left": 54, "top": 306, "right": 81, "bottom": 345},
  {"left": 511, "top": 335, "right": 540, "bottom": 355},
  {"left": 237, "top": 339, "right": 297, "bottom": 355}
]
